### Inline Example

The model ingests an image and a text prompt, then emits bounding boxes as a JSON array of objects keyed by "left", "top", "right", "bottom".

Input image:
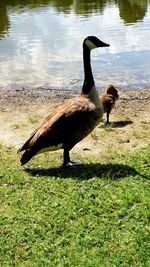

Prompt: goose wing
[{"left": 18, "top": 96, "right": 97, "bottom": 154}]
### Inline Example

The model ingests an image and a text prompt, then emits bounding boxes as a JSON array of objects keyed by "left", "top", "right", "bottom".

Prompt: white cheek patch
[
  {"left": 85, "top": 40, "right": 97, "bottom": 50},
  {"left": 37, "top": 143, "right": 63, "bottom": 154}
]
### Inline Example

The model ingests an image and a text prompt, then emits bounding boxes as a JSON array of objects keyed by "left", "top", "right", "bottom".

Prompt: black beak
[
  {"left": 105, "top": 43, "right": 110, "bottom": 47},
  {"left": 99, "top": 40, "right": 110, "bottom": 47},
  {"left": 95, "top": 38, "right": 110, "bottom": 47}
]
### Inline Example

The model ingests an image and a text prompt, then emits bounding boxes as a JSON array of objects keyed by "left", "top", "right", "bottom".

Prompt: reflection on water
[
  {"left": 1, "top": 0, "right": 150, "bottom": 36},
  {"left": 117, "top": 0, "right": 149, "bottom": 24},
  {"left": 0, "top": 0, "right": 150, "bottom": 90}
]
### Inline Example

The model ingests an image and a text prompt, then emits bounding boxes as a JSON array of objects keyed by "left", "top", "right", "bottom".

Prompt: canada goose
[
  {"left": 100, "top": 84, "right": 119, "bottom": 125},
  {"left": 18, "top": 36, "right": 110, "bottom": 167}
]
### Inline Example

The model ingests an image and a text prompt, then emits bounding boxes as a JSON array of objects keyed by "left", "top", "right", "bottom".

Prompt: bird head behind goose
[{"left": 84, "top": 36, "right": 110, "bottom": 50}]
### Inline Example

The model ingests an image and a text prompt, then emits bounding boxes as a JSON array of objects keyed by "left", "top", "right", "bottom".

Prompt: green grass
[{"left": 0, "top": 145, "right": 150, "bottom": 266}]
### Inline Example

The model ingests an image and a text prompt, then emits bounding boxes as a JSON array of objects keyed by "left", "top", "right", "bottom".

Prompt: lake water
[{"left": 0, "top": 0, "right": 150, "bottom": 92}]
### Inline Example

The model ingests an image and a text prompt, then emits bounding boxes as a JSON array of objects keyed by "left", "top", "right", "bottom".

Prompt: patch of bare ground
[{"left": 0, "top": 88, "right": 150, "bottom": 160}]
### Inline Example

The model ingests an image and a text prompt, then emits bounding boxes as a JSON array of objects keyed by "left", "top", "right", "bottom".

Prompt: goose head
[{"left": 84, "top": 36, "right": 110, "bottom": 50}]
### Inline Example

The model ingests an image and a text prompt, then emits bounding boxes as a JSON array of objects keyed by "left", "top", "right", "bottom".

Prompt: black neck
[{"left": 82, "top": 44, "right": 95, "bottom": 94}]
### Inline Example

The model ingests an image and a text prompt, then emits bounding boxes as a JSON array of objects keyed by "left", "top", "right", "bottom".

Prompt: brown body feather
[
  {"left": 18, "top": 91, "right": 103, "bottom": 165},
  {"left": 100, "top": 84, "right": 119, "bottom": 125}
]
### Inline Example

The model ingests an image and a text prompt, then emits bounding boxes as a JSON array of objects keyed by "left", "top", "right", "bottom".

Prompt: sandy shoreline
[
  {"left": 1, "top": 86, "right": 150, "bottom": 113},
  {"left": 0, "top": 87, "right": 150, "bottom": 159}
]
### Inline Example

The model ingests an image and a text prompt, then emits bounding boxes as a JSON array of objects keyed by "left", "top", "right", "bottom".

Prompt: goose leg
[
  {"left": 105, "top": 111, "right": 110, "bottom": 125},
  {"left": 63, "top": 149, "right": 70, "bottom": 166},
  {"left": 63, "top": 149, "right": 82, "bottom": 168},
  {"left": 104, "top": 110, "right": 110, "bottom": 126}
]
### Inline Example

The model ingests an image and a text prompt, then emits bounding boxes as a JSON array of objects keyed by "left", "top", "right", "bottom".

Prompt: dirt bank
[{"left": 0, "top": 87, "right": 150, "bottom": 159}]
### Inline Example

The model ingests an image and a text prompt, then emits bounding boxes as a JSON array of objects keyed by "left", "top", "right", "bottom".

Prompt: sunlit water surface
[{"left": 0, "top": 0, "right": 150, "bottom": 92}]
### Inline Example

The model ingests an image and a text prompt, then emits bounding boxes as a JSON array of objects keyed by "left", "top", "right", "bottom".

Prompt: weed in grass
[
  {"left": 105, "top": 123, "right": 114, "bottom": 130},
  {"left": 28, "top": 116, "right": 39, "bottom": 124},
  {"left": 11, "top": 123, "right": 27, "bottom": 130},
  {"left": 11, "top": 123, "right": 21, "bottom": 129}
]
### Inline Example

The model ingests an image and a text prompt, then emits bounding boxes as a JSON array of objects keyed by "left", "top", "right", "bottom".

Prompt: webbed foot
[{"left": 64, "top": 160, "right": 82, "bottom": 168}]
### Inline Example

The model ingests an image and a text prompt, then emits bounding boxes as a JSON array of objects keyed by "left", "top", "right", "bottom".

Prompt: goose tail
[{"left": 20, "top": 149, "right": 33, "bottom": 165}]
